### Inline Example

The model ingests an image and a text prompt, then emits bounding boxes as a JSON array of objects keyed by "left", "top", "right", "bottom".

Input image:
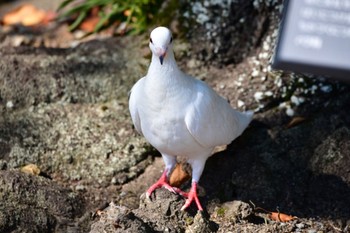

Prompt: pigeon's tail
[
  {"left": 236, "top": 110, "right": 254, "bottom": 135},
  {"left": 243, "top": 110, "right": 254, "bottom": 122}
]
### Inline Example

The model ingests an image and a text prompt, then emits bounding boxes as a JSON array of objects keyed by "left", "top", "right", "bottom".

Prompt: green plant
[
  {"left": 216, "top": 207, "right": 227, "bottom": 217},
  {"left": 57, "top": 0, "right": 163, "bottom": 34}
]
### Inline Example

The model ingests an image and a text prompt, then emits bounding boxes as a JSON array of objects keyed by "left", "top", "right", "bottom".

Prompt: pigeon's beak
[
  {"left": 159, "top": 54, "right": 165, "bottom": 65},
  {"left": 155, "top": 47, "right": 167, "bottom": 65}
]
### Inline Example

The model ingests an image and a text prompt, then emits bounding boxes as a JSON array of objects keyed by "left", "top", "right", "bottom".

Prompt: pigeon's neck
[
  {"left": 148, "top": 51, "right": 181, "bottom": 80},
  {"left": 145, "top": 51, "right": 190, "bottom": 101}
]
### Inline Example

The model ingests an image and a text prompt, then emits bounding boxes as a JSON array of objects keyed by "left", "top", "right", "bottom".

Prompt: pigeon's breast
[
  {"left": 139, "top": 73, "right": 207, "bottom": 156},
  {"left": 139, "top": 100, "right": 204, "bottom": 157}
]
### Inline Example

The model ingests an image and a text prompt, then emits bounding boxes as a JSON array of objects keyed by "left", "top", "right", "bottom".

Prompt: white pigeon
[{"left": 129, "top": 26, "right": 253, "bottom": 211}]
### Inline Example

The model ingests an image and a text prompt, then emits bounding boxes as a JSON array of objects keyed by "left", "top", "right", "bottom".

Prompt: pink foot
[
  {"left": 146, "top": 170, "right": 182, "bottom": 197},
  {"left": 180, "top": 182, "right": 203, "bottom": 211}
]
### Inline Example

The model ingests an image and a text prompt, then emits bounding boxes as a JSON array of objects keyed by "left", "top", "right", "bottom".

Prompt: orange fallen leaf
[
  {"left": 169, "top": 163, "right": 191, "bottom": 187},
  {"left": 2, "top": 4, "right": 47, "bottom": 26},
  {"left": 80, "top": 16, "right": 100, "bottom": 32},
  {"left": 269, "top": 211, "right": 298, "bottom": 222},
  {"left": 41, "top": 11, "right": 57, "bottom": 25},
  {"left": 78, "top": 7, "right": 102, "bottom": 32},
  {"left": 253, "top": 206, "right": 298, "bottom": 222}
]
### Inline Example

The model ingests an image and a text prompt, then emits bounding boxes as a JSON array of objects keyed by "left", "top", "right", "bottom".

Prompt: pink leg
[
  {"left": 180, "top": 182, "right": 203, "bottom": 211},
  {"left": 146, "top": 170, "right": 183, "bottom": 197}
]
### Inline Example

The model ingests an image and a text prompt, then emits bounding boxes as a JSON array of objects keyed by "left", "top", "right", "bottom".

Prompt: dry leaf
[
  {"left": 212, "top": 144, "right": 227, "bottom": 154},
  {"left": 253, "top": 205, "right": 298, "bottom": 222},
  {"left": 269, "top": 212, "right": 297, "bottom": 222},
  {"left": 79, "top": 7, "right": 100, "bottom": 32},
  {"left": 2, "top": 4, "right": 47, "bottom": 26},
  {"left": 20, "top": 164, "right": 40, "bottom": 176},
  {"left": 286, "top": 116, "right": 306, "bottom": 128},
  {"left": 169, "top": 163, "right": 191, "bottom": 187},
  {"left": 80, "top": 17, "right": 100, "bottom": 32},
  {"left": 41, "top": 11, "right": 57, "bottom": 25}
]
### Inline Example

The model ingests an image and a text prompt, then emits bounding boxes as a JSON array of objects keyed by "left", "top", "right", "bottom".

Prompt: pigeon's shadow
[{"left": 200, "top": 116, "right": 350, "bottom": 220}]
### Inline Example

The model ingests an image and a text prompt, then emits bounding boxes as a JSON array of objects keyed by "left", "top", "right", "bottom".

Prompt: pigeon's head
[{"left": 149, "top": 26, "right": 173, "bottom": 65}]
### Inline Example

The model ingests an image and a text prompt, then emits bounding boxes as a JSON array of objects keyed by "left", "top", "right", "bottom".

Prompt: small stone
[
  {"left": 311, "top": 85, "right": 318, "bottom": 94},
  {"left": 20, "top": 164, "right": 40, "bottom": 176},
  {"left": 286, "top": 107, "right": 294, "bottom": 117},
  {"left": 254, "top": 92, "right": 264, "bottom": 102},
  {"left": 75, "top": 184, "right": 85, "bottom": 191},
  {"left": 234, "top": 81, "right": 242, "bottom": 86},
  {"left": 237, "top": 100, "right": 245, "bottom": 108},
  {"left": 6, "top": 101, "right": 14, "bottom": 109},
  {"left": 221, "top": 200, "right": 253, "bottom": 220},
  {"left": 279, "top": 102, "right": 287, "bottom": 108},
  {"left": 320, "top": 85, "right": 332, "bottom": 93},
  {"left": 187, "top": 59, "right": 197, "bottom": 68},
  {"left": 185, "top": 211, "right": 214, "bottom": 233},
  {"left": 251, "top": 69, "right": 259, "bottom": 77},
  {"left": 12, "top": 36, "right": 26, "bottom": 46},
  {"left": 111, "top": 177, "right": 118, "bottom": 185},
  {"left": 267, "top": 65, "right": 272, "bottom": 72},
  {"left": 275, "top": 77, "right": 283, "bottom": 87},
  {"left": 291, "top": 95, "right": 300, "bottom": 106},
  {"left": 298, "top": 96, "right": 305, "bottom": 103},
  {"left": 264, "top": 91, "right": 273, "bottom": 96},
  {"left": 263, "top": 41, "right": 270, "bottom": 51},
  {"left": 261, "top": 52, "right": 269, "bottom": 60}
]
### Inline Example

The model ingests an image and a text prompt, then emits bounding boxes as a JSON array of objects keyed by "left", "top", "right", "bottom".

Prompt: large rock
[
  {"left": 0, "top": 39, "right": 154, "bottom": 193},
  {"left": 0, "top": 38, "right": 156, "bottom": 231},
  {"left": 0, "top": 170, "right": 85, "bottom": 233},
  {"left": 180, "top": 0, "right": 281, "bottom": 65},
  {"left": 91, "top": 189, "right": 218, "bottom": 233},
  {"left": 0, "top": 0, "right": 350, "bottom": 232}
]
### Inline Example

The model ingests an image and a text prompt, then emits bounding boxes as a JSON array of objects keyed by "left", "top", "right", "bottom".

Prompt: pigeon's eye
[
  {"left": 150, "top": 38, "right": 153, "bottom": 44},
  {"left": 170, "top": 37, "right": 173, "bottom": 43}
]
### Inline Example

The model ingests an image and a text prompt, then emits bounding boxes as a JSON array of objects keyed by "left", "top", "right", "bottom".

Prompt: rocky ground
[{"left": 0, "top": 0, "right": 349, "bottom": 232}]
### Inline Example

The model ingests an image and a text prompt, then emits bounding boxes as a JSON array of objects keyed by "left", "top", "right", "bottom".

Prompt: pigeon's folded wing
[
  {"left": 129, "top": 77, "right": 145, "bottom": 136},
  {"left": 185, "top": 80, "right": 250, "bottom": 148}
]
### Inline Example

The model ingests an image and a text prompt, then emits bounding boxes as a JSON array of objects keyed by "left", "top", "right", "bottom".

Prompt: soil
[{"left": 0, "top": 0, "right": 349, "bottom": 232}]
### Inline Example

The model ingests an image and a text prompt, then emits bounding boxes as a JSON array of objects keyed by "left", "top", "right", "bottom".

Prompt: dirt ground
[{"left": 0, "top": 0, "right": 350, "bottom": 232}]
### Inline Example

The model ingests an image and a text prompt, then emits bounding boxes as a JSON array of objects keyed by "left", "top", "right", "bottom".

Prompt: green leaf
[
  {"left": 57, "top": 0, "right": 165, "bottom": 34},
  {"left": 69, "top": 11, "right": 88, "bottom": 31},
  {"left": 94, "top": 13, "right": 111, "bottom": 32},
  {"left": 57, "top": 0, "right": 74, "bottom": 12}
]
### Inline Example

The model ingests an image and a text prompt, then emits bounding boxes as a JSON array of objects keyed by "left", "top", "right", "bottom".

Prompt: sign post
[{"left": 273, "top": 0, "right": 350, "bottom": 80}]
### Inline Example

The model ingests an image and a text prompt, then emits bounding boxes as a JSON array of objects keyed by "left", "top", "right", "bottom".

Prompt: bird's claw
[
  {"left": 148, "top": 183, "right": 184, "bottom": 197},
  {"left": 146, "top": 171, "right": 204, "bottom": 211},
  {"left": 146, "top": 170, "right": 182, "bottom": 199},
  {"left": 146, "top": 191, "right": 152, "bottom": 200},
  {"left": 180, "top": 182, "right": 203, "bottom": 211},
  {"left": 172, "top": 187, "right": 188, "bottom": 197},
  {"left": 164, "top": 184, "right": 177, "bottom": 194}
]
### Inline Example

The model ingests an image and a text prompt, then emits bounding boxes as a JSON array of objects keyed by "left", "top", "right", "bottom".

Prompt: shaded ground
[{"left": 0, "top": 0, "right": 350, "bottom": 232}]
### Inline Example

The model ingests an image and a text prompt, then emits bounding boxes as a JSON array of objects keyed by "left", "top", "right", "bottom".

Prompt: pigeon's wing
[
  {"left": 185, "top": 80, "right": 252, "bottom": 148},
  {"left": 128, "top": 77, "right": 145, "bottom": 136}
]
